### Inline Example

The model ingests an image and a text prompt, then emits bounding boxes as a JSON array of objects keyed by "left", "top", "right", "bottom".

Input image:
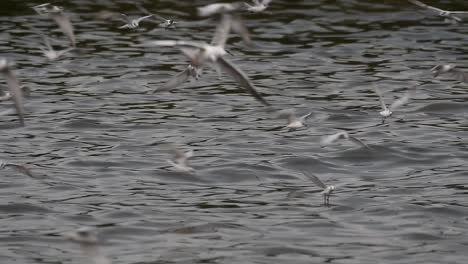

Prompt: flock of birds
[{"left": 0, "top": 1, "right": 467, "bottom": 263}]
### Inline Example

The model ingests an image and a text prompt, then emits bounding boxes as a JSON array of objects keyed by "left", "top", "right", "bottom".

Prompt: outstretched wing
[
  {"left": 300, "top": 170, "right": 327, "bottom": 189},
  {"left": 215, "top": 56, "right": 270, "bottom": 106},
  {"left": 230, "top": 15, "right": 252, "bottom": 46},
  {"left": 373, "top": 84, "right": 388, "bottom": 112},
  {"left": 157, "top": 67, "right": 192, "bottom": 92},
  {"left": 298, "top": 112, "right": 313, "bottom": 122},
  {"left": 211, "top": 14, "right": 232, "bottom": 48},
  {"left": 389, "top": 86, "right": 416, "bottom": 111},
  {"left": 348, "top": 136, "right": 370, "bottom": 149},
  {"left": 134, "top": 15, "right": 153, "bottom": 24},
  {"left": 451, "top": 68, "right": 468, "bottom": 83},
  {"left": 143, "top": 40, "right": 207, "bottom": 50},
  {"left": 50, "top": 12, "right": 76, "bottom": 47},
  {"left": 321, "top": 132, "right": 345, "bottom": 145}
]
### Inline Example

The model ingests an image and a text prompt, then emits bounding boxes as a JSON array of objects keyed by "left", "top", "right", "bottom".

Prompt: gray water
[{"left": 1, "top": 0, "right": 468, "bottom": 263}]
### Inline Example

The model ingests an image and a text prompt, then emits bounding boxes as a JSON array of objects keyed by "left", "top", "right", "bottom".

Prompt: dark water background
[{"left": 0, "top": 0, "right": 467, "bottom": 263}]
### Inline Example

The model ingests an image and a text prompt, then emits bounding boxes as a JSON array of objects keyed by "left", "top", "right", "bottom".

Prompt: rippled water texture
[{"left": 0, "top": 0, "right": 468, "bottom": 263}]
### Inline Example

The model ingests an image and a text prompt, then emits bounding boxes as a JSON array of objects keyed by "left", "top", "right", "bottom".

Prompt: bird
[
  {"left": 32, "top": 3, "right": 76, "bottom": 47},
  {"left": 277, "top": 109, "right": 312, "bottom": 129},
  {"left": 431, "top": 64, "right": 468, "bottom": 83},
  {"left": 119, "top": 14, "right": 153, "bottom": 29},
  {"left": 142, "top": 15, "right": 270, "bottom": 106},
  {"left": 244, "top": 0, "right": 273, "bottom": 13},
  {"left": 406, "top": 0, "right": 468, "bottom": 24},
  {"left": 0, "top": 160, "right": 33, "bottom": 177},
  {"left": 156, "top": 64, "right": 203, "bottom": 92},
  {"left": 166, "top": 147, "right": 195, "bottom": 173},
  {"left": 373, "top": 84, "right": 416, "bottom": 121},
  {"left": 300, "top": 170, "right": 335, "bottom": 207},
  {"left": 64, "top": 227, "right": 112, "bottom": 264},
  {"left": 321, "top": 131, "right": 369, "bottom": 149},
  {"left": 39, "top": 36, "right": 74, "bottom": 61},
  {"left": 0, "top": 59, "right": 25, "bottom": 125}
]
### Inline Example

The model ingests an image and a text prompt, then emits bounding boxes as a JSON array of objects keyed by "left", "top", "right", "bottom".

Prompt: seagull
[
  {"left": 244, "top": 0, "right": 272, "bottom": 13},
  {"left": 39, "top": 36, "right": 74, "bottom": 61},
  {"left": 0, "top": 59, "right": 25, "bottom": 125},
  {"left": 407, "top": 0, "right": 468, "bottom": 23},
  {"left": 142, "top": 15, "right": 269, "bottom": 106},
  {"left": 278, "top": 109, "right": 312, "bottom": 129},
  {"left": 166, "top": 147, "right": 195, "bottom": 173},
  {"left": 300, "top": 170, "right": 335, "bottom": 207},
  {"left": 0, "top": 160, "right": 33, "bottom": 177},
  {"left": 32, "top": 3, "right": 76, "bottom": 47},
  {"left": 156, "top": 64, "right": 203, "bottom": 92},
  {"left": 134, "top": 3, "right": 177, "bottom": 30},
  {"left": 431, "top": 64, "right": 468, "bottom": 83},
  {"left": 64, "top": 227, "right": 112, "bottom": 264},
  {"left": 321, "top": 131, "right": 369, "bottom": 149},
  {"left": 119, "top": 13, "right": 153, "bottom": 29},
  {"left": 373, "top": 84, "right": 415, "bottom": 121}
]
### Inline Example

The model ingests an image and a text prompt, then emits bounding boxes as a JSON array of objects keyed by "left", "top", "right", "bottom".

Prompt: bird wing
[
  {"left": 373, "top": 84, "right": 388, "bottom": 112},
  {"left": 3, "top": 68, "right": 25, "bottom": 125},
  {"left": 300, "top": 170, "right": 327, "bottom": 189},
  {"left": 156, "top": 67, "right": 192, "bottom": 92},
  {"left": 143, "top": 40, "right": 207, "bottom": 50},
  {"left": 134, "top": 15, "right": 153, "bottom": 24},
  {"left": 299, "top": 112, "right": 313, "bottom": 122},
  {"left": 451, "top": 68, "right": 468, "bottom": 83},
  {"left": 348, "top": 136, "right": 370, "bottom": 149},
  {"left": 230, "top": 15, "right": 252, "bottom": 46},
  {"left": 120, "top": 13, "right": 131, "bottom": 23},
  {"left": 321, "top": 132, "right": 343, "bottom": 145},
  {"left": 211, "top": 14, "right": 232, "bottom": 48},
  {"left": 215, "top": 56, "right": 270, "bottom": 106},
  {"left": 407, "top": 0, "right": 444, "bottom": 13},
  {"left": 50, "top": 12, "right": 76, "bottom": 47},
  {"left": 198, "top": 3, "right": 242, "bottom": 17},
  {"left": 389, "top": 86, "right": 416, "bottom": 111}
]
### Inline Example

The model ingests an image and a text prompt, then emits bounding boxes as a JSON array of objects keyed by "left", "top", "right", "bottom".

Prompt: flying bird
[
  {"left": 166, "top": 147, "right": 195, "bottom": 173},
  {"left": 0, "top": 59, "right": 25, "bottom": 125},
  {"left": 373, "top": 84, "right": 416, "bottom": 121},
  {"left": 142, "top": 15, "right": 269, "bottom": 106},
  {"left": 300, "top": 170, "right": 335, "bottom": 206}
]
